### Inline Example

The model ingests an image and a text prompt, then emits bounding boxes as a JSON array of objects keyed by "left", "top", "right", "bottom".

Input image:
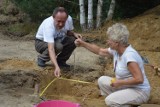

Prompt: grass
[{"left": 7, "top": 22, "right": 38, "bottom": 37}]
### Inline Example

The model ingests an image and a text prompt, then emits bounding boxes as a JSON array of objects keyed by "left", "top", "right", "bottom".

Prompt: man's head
[{"left": 53, "top": 7, "right": 68, "bottom": 30}]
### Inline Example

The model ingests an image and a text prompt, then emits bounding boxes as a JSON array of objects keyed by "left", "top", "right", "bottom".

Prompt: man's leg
[
  {"left": 35, "top": 39, "right": 50, "bottom": 67},
  {"left": 57, "top": 36, "right": 76, "bottom": 67},
  {"left": 54, "top": 38, "right": 63, "bottom": 54}
]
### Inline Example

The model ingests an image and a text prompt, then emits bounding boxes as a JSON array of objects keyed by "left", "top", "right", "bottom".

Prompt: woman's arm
[
  {"left": 75, "top": 38, "right": 111, "bottom": 57},
  {"left": 127, "top": 62, "right": 144, "bottom": 84},
  {"left": 111, "top": 62, "right": 144, "bottom": 87}
]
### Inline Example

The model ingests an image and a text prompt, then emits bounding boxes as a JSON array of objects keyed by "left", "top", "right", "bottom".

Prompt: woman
[{"left": 75, "top": 23, "right": 150, "bottom": 107}]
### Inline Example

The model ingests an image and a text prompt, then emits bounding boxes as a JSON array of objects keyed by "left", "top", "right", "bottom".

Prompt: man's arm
[
  {"left": 66, "top": 15, "right": 82, "bottom": 39},
  {"left": 48, "top": 43, "right": 61, "bottom": 77}
]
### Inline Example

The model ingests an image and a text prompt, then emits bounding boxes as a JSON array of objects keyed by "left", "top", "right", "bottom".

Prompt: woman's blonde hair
[{"left": 107, "top": 23, "right": 130, "bottom": 45}]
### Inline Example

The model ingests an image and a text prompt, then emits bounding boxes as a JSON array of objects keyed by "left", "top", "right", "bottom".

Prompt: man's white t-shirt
[
  {"left": 108, "top": 45, "right": 150, "bottom": 91},
  {"left": 36, "top": 15, "right": 74, "bottom": 43}
]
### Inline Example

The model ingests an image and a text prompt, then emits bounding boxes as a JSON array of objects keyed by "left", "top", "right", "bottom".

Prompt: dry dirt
[
  {"left": 0, "top": 5, "right": 160, "bottom": 107},
  {"left": 0, "top": 33, "right": 104, "bottom": 107}
]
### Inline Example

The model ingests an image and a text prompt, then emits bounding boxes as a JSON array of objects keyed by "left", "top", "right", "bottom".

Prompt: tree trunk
[
  {"left": 88, "top": 0, "right": 93, "bottom": 30},
  {"left": 106, "top": 0, "right": 116, "bottom": 21},
  {"left": 79, "top": 0, "right": 86, "bottom": 31},
  {"left": 96, "top": 0, "right": 103, "bottom": 28}
]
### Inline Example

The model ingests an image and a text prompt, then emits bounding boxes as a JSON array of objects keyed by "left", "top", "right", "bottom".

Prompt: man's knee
[
  {"left": 69, "top": 36, "right": 76, "bottom": 42},
  {"left": 35, "top": 39, "right": 48, "bottom": 51},
  {"left": 55, "top": 39, "right": 63, "bottom": 54},
  {"left": 63, "top": 36, "right": 76, "bottom": 44}
]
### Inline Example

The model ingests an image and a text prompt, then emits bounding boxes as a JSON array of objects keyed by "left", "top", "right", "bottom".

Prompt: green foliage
[
  {"left": 102, "top": 0, "right": 111, "bottom": 20},
  {"left": 11, "top": 0, "right": 80, "bottom": 22},
  {"left": 11, "top": 0, "right": 54, "bottom": 22},
  {"left": 10, "top": 0, "right": 160, "bottom": 26},
  {"left": 114, "top": 0, "right": 160, "bottom": 19},
  {"left": 3, "top": 0, "right": 9, "bottom": 14},
  {"left": 7, "top": 23, "right": 38, "bottom": 37}
]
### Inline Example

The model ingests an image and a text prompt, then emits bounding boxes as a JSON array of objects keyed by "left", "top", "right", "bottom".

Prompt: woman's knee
[
  {"left": 105, "top": 96, "right": 115, "bottom": 107},
  {"left": 105, "top": 96, "right": 121, "bottom": 107},
  {"left": 98, "top": 76, "right": 111, "bottom": 87},
  {"left": 105, "top": 92, "right": 134, "bottom": 107}
]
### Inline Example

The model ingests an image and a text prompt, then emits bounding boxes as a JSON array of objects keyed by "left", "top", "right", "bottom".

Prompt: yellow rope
[{"left": 39, "top": 77, "right": 94, "bottom": 97}]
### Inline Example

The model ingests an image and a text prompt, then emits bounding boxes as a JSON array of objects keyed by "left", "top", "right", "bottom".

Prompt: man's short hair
[{"left": 53, "top": 7, "right": 68, "bottom": 18}]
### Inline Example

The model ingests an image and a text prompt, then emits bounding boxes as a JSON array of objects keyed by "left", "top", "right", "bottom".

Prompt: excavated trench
[
  {"left": 0, "top": 58, "right": 107, "bottom": 107},
  {"left": 0, "top": 69, "right": 40, "bottom": 94}
]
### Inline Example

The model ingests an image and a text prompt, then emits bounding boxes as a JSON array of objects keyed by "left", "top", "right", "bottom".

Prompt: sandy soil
[
  {"left": 0, "top": 5, "right": 160, "bottom": 107},
  {"left": 0, "top": 34, "right": 104, "bottom": 107}
]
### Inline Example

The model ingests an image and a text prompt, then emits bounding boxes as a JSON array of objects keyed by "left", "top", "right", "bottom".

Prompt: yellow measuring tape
[
  {"left": 59, "top": 77, "right": 93, "bottom": 84},
  {"left": 39, "top": 78, "right": 57, "bottom": 97},
  {"left": 39, "top": 77, "right": 94, "bottom": 97}
]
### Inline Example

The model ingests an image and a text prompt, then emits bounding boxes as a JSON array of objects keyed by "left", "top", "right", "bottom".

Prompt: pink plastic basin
[{"left": 34, "top": 100, "right": 80, "bottom": 107}]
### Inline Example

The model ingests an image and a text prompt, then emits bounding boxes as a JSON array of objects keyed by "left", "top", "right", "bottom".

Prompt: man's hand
[
  {"left": 74, "top": 33, "right": 82, "bottom": 39},
  {"left": 54, "top": 67, "right": 61, "bottom": 77},
  {"left": 67, "top": 31, "right": 82, "bottom": 39}
]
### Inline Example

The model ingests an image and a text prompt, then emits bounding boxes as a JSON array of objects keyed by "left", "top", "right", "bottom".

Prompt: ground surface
[
  {"left": 0, "top": 4, "right": 160, "bottom": 107},
  {"left": 0, "top": 34, "right": 104, "bottom": 107}
]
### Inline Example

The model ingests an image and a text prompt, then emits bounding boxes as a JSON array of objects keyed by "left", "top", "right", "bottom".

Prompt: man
[{"left": 35, "top": 7, "right": 81, "bottom": 77}]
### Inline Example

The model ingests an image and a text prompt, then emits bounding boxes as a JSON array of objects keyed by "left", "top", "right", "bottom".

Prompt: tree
[
  {"left": 96, "top": 0, "right": 103, "bottom": 28},
  {"left": 79, "top": 0, "right": 86, "bottom": 31},
  {"left": 106, "top": 0, "right": 116, "bottom": 21},
  {"left": 88, "top": 0, "right": 93, "bottom": 30}
]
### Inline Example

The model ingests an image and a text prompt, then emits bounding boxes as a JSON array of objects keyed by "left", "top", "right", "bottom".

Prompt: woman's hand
[
  {"left": 74, "top": 38, "right": 83, "bottom": 47},
  {"left": 110, "top": 79, "right": 122, "bottom": 88}
]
